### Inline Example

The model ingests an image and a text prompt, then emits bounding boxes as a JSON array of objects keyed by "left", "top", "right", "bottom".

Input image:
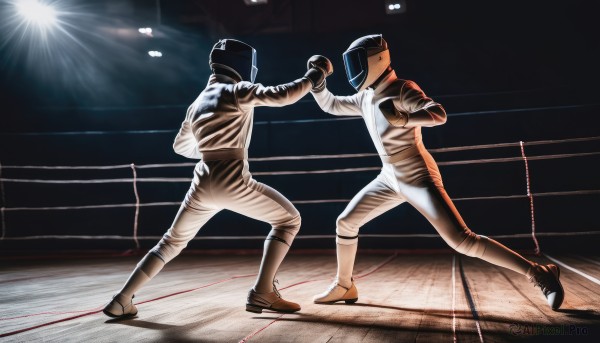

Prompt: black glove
[{"left": 304, "top": 55, "right": 333, "bottom": 92}]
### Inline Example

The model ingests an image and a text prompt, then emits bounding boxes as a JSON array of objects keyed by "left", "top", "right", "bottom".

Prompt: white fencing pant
[
  {"left": 336, "top": 149, "right": 533, "bottom": 277},
  {"left": 146, "top": 151, "right": 300, "bottom": 294}
]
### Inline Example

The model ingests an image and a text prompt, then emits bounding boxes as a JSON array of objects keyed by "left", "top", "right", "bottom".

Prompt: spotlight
[
  {"left": 385, "top": 0, "right": 407, "bottom": 14},
  {"left": 148, "top": 50, "right": 162, "bottom": 57},
  {"left": 243, "top": 0, "right": 267, "bottom": 5},
  {"left": 138, "top": 27, "right": 153, "bottom": 37},
  {"left": 15, "top": 0, "right": 57, "bottom": 26}
]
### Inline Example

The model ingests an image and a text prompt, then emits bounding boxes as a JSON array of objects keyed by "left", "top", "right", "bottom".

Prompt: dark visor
[
  {"left": 343, "top": 47, "right": 367, "bottom": 90},
  {"left": 250, "top": 48, "right": 258, "bottom": 82}
]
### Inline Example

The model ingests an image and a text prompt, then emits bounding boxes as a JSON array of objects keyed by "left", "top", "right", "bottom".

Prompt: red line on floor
[
  {"left": 0, "top": 274, "right": 256, "bottom": 337},
  {"left": 238, "top": 314, "right": 285, "bottom": 343},
  {"left": 0, "top": 310, "right": 102, "bottom": 338},
  {"left": 240, "top": 253, "right": 399, "bottom": 342}
]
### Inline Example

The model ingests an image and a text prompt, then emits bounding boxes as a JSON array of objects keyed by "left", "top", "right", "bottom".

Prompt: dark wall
[{"left": 1, "top": 0, "right": 599, "bottom": 254}]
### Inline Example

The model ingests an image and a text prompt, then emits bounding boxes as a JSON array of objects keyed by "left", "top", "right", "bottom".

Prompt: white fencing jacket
[
  {"left": 173, "top": 74, "right": 312, "bottom": 159},
  {"left": 311, "top": 71, "right": 446, "bottom": 162}
]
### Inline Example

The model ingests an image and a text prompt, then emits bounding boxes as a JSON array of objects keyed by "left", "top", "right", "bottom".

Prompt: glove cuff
[
  {"left": 311, "top": 79, "right": 327, "bottom": 93},
  {"left": 304, "top": 68, "right": 325, "bottom": 88}
]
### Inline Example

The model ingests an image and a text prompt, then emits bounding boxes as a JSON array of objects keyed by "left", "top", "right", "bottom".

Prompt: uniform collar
[
  {"left": 208, "top": 73, "right": 238, "bottom": 85},
  {"left": 373, "top": 70, "right": 397, "bottom": 95}
]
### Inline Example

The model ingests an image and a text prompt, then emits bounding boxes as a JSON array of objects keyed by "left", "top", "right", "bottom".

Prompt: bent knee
[
  {"left": 336, "top": 215, "right": 359, "bottom": 245},
  {"left": 452, "top": 228, "right": 488, "bottom": 258},
  {"left": 151, "top": 240, "right": 187, "bottom": 263},
  {"left": 274, "top": 213, "right": 301, "bottom": 237}
]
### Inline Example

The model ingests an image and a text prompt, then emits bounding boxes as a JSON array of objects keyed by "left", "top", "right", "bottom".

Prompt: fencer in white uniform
[
  {"left": 309, "top": 34, "right": 564, "bottom": 310},
  {"left": 103, "top": 39, "right": 331, "bottom": 317}
]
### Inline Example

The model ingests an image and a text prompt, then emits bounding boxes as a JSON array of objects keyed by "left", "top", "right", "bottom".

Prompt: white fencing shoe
[
  {"left": 313, "top": 281, "right": 358, "bottom": 304},
  {"left": 103, "top": 294, "right": 138, "bottom": 318},
  {"left": 527, "top": 263, "right": 564, "bottom": 310}
]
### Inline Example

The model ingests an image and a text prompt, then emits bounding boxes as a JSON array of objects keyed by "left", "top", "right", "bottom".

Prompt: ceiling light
[{"left": 385, "top": 0, "right": 407, "bottom": 15}]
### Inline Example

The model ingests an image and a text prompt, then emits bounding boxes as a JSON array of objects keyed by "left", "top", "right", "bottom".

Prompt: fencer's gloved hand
[
  {"left": 305, "top": 55, "right": 333, "bottom": 92},
  {"left": 379, "top": 98, "right": 408, "bottom": 127}
]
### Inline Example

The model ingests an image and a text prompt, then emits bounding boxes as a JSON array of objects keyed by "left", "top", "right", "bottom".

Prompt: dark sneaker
[{"left": 527, "top": 264, "right": 564, "bottom": 310}]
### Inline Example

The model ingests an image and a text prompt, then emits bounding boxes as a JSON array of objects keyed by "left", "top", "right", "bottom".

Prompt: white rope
[
  {"left": 1, "top": 202, "right": 182, "bottom": 211},
  {"left": 252, "top": 166, "right": 381, "bottom": 176},
  {"left": 0, "top": 161, "right": 5, "bottom": 241},
  {"left": 492, "top": 231, "right": 600, "bottom": 238},
  {"left": 288, "top": 199, "right": 351, "bottom": 204},
  {"left": 0, "top": 207, "right": 5, "bottom": 241},
  {"left": 2, "top": 136, "right": 599, "bottom": 171},
  {"left": 130, "top": 164, "right": 140, "bottom": 250},
  {"left": 0, "top": 162, "right": 194, "bottom": 170},
  {"left": 437, "top": 151, "right": 600, "bottom": 166},
  {"left": 6, "top": 103, "right": 597, "bottom": 133},
  {"left": 544, "top": 254, "right": 600, "bottom": 287},
  {"left": 0, "top": 164, "right": 133, "bottom": 170},
  {"left": 1, "top": 137, "right": 597, "bottom": 245},
  {"left": 5, "top": 150, "right": 600, "bottom": 180},
  {"left": 0, "top": 161, "right": 5, "bottom": 205},
  {"left": 2, "top": 189, "right": 598, "bottom": 212},
  {"left": 2, "top": 231, "right": 598, "bottom": 241},
  {"left": 0, "top": 178, "right": 192, "bottom": 184},
  {"left": 427, "top": 136, "right": 600, "bottom": 153},
  {"left": 452, "top": 255, "right": 457, "bottom": 343},
  {"left": 134, "top": 162, "right": 196, "bottom": 169},
  {"left": 529, "top": 189, "right": 600, "bottom": 197},
  {"left": 2, "top": 150, "right": 598, "bottom": 181},
  {"left": 249, "top": 152, "right": 378, "bottom": 162},
  {"left": 447, "top": 103, "right": 600, "bottom": 119},
  {"left": 520, "top": 141, "right": 541, "bottom": 255}
]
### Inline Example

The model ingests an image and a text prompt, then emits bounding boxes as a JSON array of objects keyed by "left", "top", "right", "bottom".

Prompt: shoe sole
[
  {"left": 245, "top": 304, "right": 264, "bottom": 313},
  {"left": 102, "top": 309, "right": 138, "bottom": 318},
  {"left": 314, "top": 298, "right": 358, "bottom": 305},
  {"left": 245, "top": 304, "right": 300, "bottom": 314}
]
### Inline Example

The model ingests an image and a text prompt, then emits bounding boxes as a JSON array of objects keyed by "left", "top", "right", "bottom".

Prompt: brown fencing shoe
[
  {"left": 527, "top": 263, "right": 564, "bottom": 310},
  {"left": 313, "top": 281, "right": 358, "bottom": 304},
  {"left": 103, "top": 294, "right": 138, "bottom": 318},
  {"left": 246, "top": 280, "right": 301, "bottom": 314}
]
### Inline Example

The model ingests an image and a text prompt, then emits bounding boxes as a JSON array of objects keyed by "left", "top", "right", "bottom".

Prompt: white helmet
[{"left": 342, "top": 34, "right": 391, "bottom": 91}]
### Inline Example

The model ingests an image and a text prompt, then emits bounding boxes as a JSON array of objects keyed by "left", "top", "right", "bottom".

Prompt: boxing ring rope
[
  {"left": 1, "top": 136, "right": 599, "bottom": 251},
  {"left": 519, "top": 141, "right": 540, "bottom": 255},
  {"left": 0, "top": 161, "right": 6, "bottom": 240},
  {"left": 5, "top": 103, "right": 600, "bottom": 138},
  {"left": 130, "top": 164, "right": 141, "bottom": 250},
  {"left": 2, "top": 135, "right": 600, "bottom": 171}
]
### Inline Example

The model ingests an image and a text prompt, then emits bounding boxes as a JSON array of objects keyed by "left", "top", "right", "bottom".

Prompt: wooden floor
[{"left": 2, "top": 252, "right": 600, "bottom": 342}]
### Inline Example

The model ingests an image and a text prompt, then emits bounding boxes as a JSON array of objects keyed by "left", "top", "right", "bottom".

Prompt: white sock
[
  {"left": 118, "top": 253, "right": 165, "bottom": 299},
  {"left": 480, "top": 238, "right": 534, "bottom": 275},
  {"left": 254, "top": 231, "right": 291, "bottom": 293},
  {"left": 336, "top": 242, "right": 358, "bottom": 289}
]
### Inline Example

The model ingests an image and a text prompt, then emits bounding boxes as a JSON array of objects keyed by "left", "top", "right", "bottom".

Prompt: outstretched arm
[
  {"left": 172, "top": 105, "right": 201, "bottom": 159},
  {"left": 235, "top": 78, "right": 313, "bottom": 109},
  {"left": 306, "top": 55, "right": 363, "bottom": 116},
  {"left": 380, "top": 80, "right": 446, "bottom": 127},
  {"left": 234, "top": 56, "right": 332, "bottom": 109},
  {"left": 311, "top": 87, "right": 363, "bottom": 117}
]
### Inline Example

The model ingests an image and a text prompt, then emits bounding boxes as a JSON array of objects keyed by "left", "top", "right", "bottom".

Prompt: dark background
[{"left": 1, "top": 0, "right": 599, "bottom": 255}]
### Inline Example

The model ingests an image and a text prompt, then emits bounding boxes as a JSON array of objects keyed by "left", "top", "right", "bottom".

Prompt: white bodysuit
[
  {"left": 151, "top": 74, "right": 312, "bottom": 262},
  {"left": 312, "top": 71, "right": 532, "bottom": 275}
]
